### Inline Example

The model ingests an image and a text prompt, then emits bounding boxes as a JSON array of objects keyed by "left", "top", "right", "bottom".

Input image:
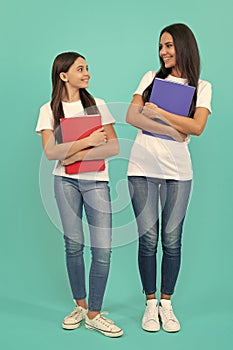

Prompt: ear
[{"left": 59, "top": 72, "right": 68, "bottom": 82}]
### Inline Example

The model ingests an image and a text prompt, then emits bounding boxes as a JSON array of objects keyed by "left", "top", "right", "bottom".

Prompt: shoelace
[
  {"left": 162, "top": 305, "right": 176, "bottom": 322},
  {"left": 69, "top": 306, "right": 84, "bottom": 318},
  {"left": 96, "top": 312, "right": 114, "bottom": 327}
]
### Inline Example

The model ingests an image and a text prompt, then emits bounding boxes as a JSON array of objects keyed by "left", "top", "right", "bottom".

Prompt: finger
[
  {"left": 145, "top": 102, "right": 157, "bottom": 108},
  {"left": 95, "top": 127, "right": 104, "bottom": 132}
]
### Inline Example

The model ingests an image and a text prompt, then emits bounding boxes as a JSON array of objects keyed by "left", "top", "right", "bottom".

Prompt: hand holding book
[
  {"left": 60, "top": 115, "right": 106, "bottom": 174},
  {"left": 87, "top": 127, "right": 107, "bottom": 147},
  {"left": 142, "top": 104, "right": 187, "bottom": 142},
  {"left": 142, "top": 78, "right": 196, "bottom": 141}
]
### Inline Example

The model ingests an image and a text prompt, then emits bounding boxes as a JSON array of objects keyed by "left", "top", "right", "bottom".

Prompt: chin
[{"left": 165, "top": 63, "right": 173, "bottom": 69}]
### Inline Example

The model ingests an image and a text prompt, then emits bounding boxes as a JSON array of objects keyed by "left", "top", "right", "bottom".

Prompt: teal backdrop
[{"left": 1, "top": 0, "right": 232, "bottom": 349}]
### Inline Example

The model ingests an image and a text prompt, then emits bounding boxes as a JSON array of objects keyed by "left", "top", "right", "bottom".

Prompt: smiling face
[
  {"left": 159, "top": 32, "right": 180, "bottom": 77},
  {"left": 60, "top": 56, "right": 90, "bottom": 90}
]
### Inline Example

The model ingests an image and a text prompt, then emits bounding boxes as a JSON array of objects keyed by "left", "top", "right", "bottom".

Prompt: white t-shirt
[
  {"left": 127, "top": 71, "right": 212, "bottom": 180},
  {"left": 36, "top": 98, "right": 115, "bottom": 181}
]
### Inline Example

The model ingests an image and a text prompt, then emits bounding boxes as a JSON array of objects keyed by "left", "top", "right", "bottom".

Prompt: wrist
[{"left": 82, "top": 136, "right": 92, "bottom": 148}]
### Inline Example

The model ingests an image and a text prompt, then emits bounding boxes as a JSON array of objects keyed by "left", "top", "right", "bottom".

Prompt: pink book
[{"left": 60, "top": 115, "right": 105, "bottom": 174}]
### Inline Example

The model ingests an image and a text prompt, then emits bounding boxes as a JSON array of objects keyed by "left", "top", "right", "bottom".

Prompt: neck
[
  {"left": 171, "top": 67, "right": 183, "bottom": 78},
  {"left": 62, "top": 87, "right": 80, "bottom": 102}
]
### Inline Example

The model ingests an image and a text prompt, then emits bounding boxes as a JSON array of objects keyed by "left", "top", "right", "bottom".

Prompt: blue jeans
[
  {"left": 128, "top": 176, "right": 192, "bottom": 296},
  {"left": 54, "top": 176, "right": 112, "bottom": 312}
]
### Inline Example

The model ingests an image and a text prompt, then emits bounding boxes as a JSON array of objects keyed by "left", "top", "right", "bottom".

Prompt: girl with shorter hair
[
  {"left": 36, "top": 52, "right": 123, "bottom": 337},
  {"left": 126, "top": 23, "right": 212, "bottom": 332}
]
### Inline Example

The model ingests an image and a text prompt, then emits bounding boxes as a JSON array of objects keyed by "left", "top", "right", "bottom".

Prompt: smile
[{"left": 163, "top": 56, "right": 172, "bottom": 62}]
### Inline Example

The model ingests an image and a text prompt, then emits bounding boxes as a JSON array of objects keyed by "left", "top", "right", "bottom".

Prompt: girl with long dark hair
[
  {"left": 36, "top": 52, "right": 123, "bottom": 337},
  {"left": 126, "top": 23, "right": 212, "bottom": 332}
]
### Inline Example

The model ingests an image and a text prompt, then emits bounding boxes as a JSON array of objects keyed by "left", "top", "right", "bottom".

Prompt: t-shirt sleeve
[
  {"left": 196, "top": 80, "right": 212, "bottom": 114},
  {"left": 35, "top": 102, "right": 54, "bottom": 134},
  {"left": 133, "top": 71, "right": 156, "bottom": 96},
  {"left": 95, "top": 98, "right": 115, "bottom": 125}
]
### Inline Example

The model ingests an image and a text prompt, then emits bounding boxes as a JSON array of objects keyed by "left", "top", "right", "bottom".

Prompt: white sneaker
[
  {"left": 85, "top": 312, "right": 123, "bottom": 337},
  {"left": 159, "top": 299, "right": 181, "bottom": 332},
  {"left": 142, "top": 299, "right": 160, "bottom": 332},
  {"left": 62, "top": 302, "right": 87, "bottom": 330}
]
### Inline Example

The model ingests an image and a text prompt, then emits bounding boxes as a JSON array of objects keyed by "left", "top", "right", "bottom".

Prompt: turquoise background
[{"left": 1, "top": 0, "right": 232, "bottom": 349}]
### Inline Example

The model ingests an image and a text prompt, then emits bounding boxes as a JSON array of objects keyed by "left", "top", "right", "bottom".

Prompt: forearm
[
  {"left": 126, "top": 104, "right": 184, "bottom": 142},
  {"left": 158, "top": 110, "right": 198, "bottom": 135},
  {"left": 63, "top": 139, "right": 119, "bottom": 165},
  {"left": 48, "top": 139, "right": 92, "bottom": 160},
  {"left": 156, "top": 108, "right": 208, "bottom": 136}
]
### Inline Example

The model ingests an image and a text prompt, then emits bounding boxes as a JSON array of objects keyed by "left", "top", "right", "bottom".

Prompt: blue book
[{"left": 142, "top": 78, "right": 196, "bottom": 140}]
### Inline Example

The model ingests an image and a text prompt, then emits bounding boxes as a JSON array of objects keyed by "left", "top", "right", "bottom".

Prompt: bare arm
[
  {"left": 126, "top": 94, "right": 186, "bottom": 142},
  {"left": 63, "top": 124, "right": 119, "bottom": 165},
  {"left": 41, "top": 127, "right": 107, "bottom": 160},
  {"left": 144, "top": 102, "right": 209, "bottom": 136}
]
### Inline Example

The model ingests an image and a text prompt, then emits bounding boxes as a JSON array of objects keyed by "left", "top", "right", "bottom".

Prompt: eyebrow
[
  {"left": 160, "top": 41, "right": 173, "bottom": 46},
  {"left": 77, "top": 65, "right": 88, "bottom": 68}
]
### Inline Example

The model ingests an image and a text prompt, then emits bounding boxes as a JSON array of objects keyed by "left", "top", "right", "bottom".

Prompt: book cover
[
  {"left": 142, "top": 78, "right": 196, "bottom": 140},
  {"left": 60, "top": 115, "right": 105, "bottom": 174}
]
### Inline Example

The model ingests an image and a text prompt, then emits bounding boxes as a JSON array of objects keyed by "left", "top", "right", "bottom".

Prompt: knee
[
  {"left": 162, "top": 238, "right": 181, "bottom": 257},
  {"left": 91, "top": 247, "right": 111, "bottom": 265},
  {"left": 64, "top": 236, "right": 84, "bottom": 257},
  {"left": 139, "top": 234, "right": 158, "bottom": 256}
]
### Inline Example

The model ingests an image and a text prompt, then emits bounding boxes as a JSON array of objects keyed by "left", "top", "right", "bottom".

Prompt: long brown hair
[
  {"left": 142, "top": 23, "right": 200, "bottom": 118},
  {"left": 50, "top": 52, "right": 99, "bottom": 142}
]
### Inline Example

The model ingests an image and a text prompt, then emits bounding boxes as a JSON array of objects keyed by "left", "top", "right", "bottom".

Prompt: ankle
[
  {"left": 160, "top": 294, "right": 171, "bottom": 301},
  {"left": 75, "top": 299, "right": 87, "bottom": 309},
  {"left": 87, "top": 311, "right": 100, "bottom": 319},
  {"left": 146, "top": 293, "right": 156, "bottom": 301}
]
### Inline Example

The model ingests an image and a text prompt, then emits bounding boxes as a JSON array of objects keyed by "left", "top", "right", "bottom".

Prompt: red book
[{"left": 60, "top": 115, "right": 105, "bottom": 174}]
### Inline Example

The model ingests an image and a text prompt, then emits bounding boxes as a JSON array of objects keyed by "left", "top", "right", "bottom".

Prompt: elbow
[
  {"left": 46, "top": 155, "right": 55, "bottom": 161},
  {"left": 110, "top": 139, "right": 120, "bottom": 156},
  {"left": 44, "top": 149, "right": 57, "bottom": 161},
  {"left": 126, "top": 114, "right": 131, "bottom": 124},
  {"left": 193, "top": 126, "right": 204, "bottom": 136},
  {"left": 113, "top": 141, "right": 120, "bottom": 156},
  {"left": 106, "top": 139, "right": 119, "bottom": 158},
  {"left": 44, "top": 150, "right": 52, "bottom": 160},
  {"left": 126, "top": 112, "right": 135, "bottom": 126}
]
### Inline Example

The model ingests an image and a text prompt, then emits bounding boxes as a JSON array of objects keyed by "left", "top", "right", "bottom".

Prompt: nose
[
  {"left": 160, "top": 45, "right": 167, "bottom": 56},
  {"left": 84, "top": 69, "right": 90, "bottom": 77}
]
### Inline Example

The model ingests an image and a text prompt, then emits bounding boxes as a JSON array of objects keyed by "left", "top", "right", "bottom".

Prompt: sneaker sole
[
  {"left": 85, "top": 323, "right": 123, "bottom": 337},
  {"left": 161, "top": 325, "right": 180, "bottom": 333},
  {"left": 62, "top": 321, "right": 82, "bottom": 330},
  {"left": 159, "top": 314, "right": 180, "bottom": 333},
  {"left": 142, "top": 324, "right": 160, "bottom": 332}
]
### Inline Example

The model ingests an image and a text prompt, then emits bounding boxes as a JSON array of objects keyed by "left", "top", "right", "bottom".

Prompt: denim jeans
[
  {"left": 54, "top": 176, "right": 112, "bottom": 312},
  {"left": 128, "top": 176, "right": 192, "bottom": 296}
]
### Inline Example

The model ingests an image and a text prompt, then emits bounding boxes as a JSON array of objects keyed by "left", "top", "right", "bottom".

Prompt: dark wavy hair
[
  {"left": 142, "top": 23, "right": 200, "bottom": 117},
  {"left": 50, "top": 52, "right": 99, "bottom": 142}
]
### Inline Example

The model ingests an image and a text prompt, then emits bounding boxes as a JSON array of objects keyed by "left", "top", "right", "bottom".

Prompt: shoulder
[
  {"left": 197, "top": 79, "right": 212, "bottom": 99},
  {"left": 94, "top": 97, "right": 106, "bottom": 106},
  {"left": 39, "top": 101, "right": 52, "bottom": 114},
  {"left": 140, "top": 70, "right": 156, "bottom": 83},
  {"left": 197, "top": 79, "right": 212, "bottom": 94},
  {"left": 134, "top": 71, "right": 156, "bottom": 95},
  {"left": 93, "top": 97, "right": 115, "bottom": 124},
  {"left": 36, "top": 101, "right": 54, "bottom": 133},
  {"left": 196, "top": 79, "right": 212, "bottom": 113}
]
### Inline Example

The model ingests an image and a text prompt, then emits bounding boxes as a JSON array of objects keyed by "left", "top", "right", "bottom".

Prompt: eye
[{"left": 159, "top": 44, "right": 162, "bottom": 51}]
